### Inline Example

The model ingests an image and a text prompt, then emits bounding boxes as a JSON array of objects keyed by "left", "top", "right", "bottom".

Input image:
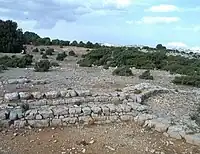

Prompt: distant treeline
[{"left": 0, "top": 19, "right": 101, "bottom": 53}]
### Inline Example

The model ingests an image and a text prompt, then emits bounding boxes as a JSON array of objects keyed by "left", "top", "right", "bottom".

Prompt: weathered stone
[
  {"left": 4, "top": 92, "right": 19, "bottom": 101},
  {"left": 91, "top": 106, "right": 102, "bottom": 114},
  {"left": 106, "top": 104, "right": 116, "bottom": 113},
  {"left": 28, "top": 119, "right": 50, "bottom": 127},
  {"left": 59, "top": 116, "right": 64, "bottom": 119},
  {"left": 134, "top": 114, "right": 156, "bottom": 126},
  {"left": 8, "top": 78, "right": 30, "bottom": 84},
  {"left": 75, "top": 107, "right": 82, "bottom": 114},
  {"left": 52, "top": 99, "right": 65, "bottom": 105},
  {"left": 0, "top": 120, "right": 9, "bottom": 127},
  {"left": 9, "top": 109, "right": 23, "bottom": 120},
  {"left": 119, "top": 104, "right": 132, "bottom": 113},
  {"left": 68, "top": 90, "right": 78, "bottom": 97},
  {"left": 32, "top": 80, "right": 48, "bottom": 85},
  {"left": 144, "top": 118, "right": 170, "bottom": 133},
  {"left": 14, "top": 120, "right": 26, "bottom": 128},
  {"left": 136, "top": 95, "right": 142, "bottom": 103},
  {"left": 137, "top": 105, "right": 148, "bottom": 112},
  {"left": 51, "top": 119, "right": 62, "bottom": 126},
  {"left": 129, "top": 95, "right": 137, "bottom": 102},
  {"left": 38, "top": 109, "right": 53, "bottom": 119},
  {"left": 19, "top": 92, "right": 32, "bottom": 100},
  {"left": 31, "top": 99, "right": 47, "bottom": 106},
  {"left": 60, "top": 90, "right": 67, "bottom": 97},
  {"left": 69, "top": 108, "right": 76, "bottom": 115},
  {"left": 45, "top": 91, "right": 61, "bottom": 99},
  {"left": 32, "top": 92, "right": 44, "bottom": 99},
  {"left": 79, "top": 116, "right": 93, "bottom": 124},
  {"left": 76, "top": 90, "right": 92, "bottom": 97},
  {"left": 0, "top": 110, "right": 9, "bottom": 120},
  {"left": 82, "top": 107, "right": 91, "bottom": 115},
  {"left": 167, "top": 125, "right": 185, "bottom": 140},
  {"left": 109, "top": 115, "right": 119, "bottom": 122},
  {"left": 35, "top": 114, "right": 43, "bottom": 120},
  {"left": 101, "top": 106, "right": 110, "bottom": 115},
  {"left": 52, "top": 106, "right": 69, "bottom": 116},
  {"left": 94, "top": 96, "right": 109, "bottom": 102},
  {"left": 25, "top": 109, "right": 37, "bottom": 120},
  {"left": 62, "top": 117, "right": 78, "bottom": 124},
  {"left": 184, "top": 133, "right": 200, "bottom": 146},
  {"left": 120, "top": 115, "right": 134, "bottom": 121},
  {"left": 92, "top": 116, "right": 107, "bottom": 122},
  {"left": 111, "top": 97, "right": 121, "bottom": 104}
]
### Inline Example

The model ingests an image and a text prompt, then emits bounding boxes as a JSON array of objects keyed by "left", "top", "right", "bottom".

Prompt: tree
[
  {"left": 85, "top": 41, "right": 94, "bottom": 48},
  {"left": 70, "top": 40, "right": 78, "bottom": 46},
  {"left": 23, "top": 31, "right": 40, "bottom": 44},
  {"left": 156, "top": 44, "right": 166, "bottom": 50},
  {"left": 78, "top": 41, "right": 85, "bottom": 47},
  {"left": 0, "top": 20, "right": 24, "bottom": 53}
]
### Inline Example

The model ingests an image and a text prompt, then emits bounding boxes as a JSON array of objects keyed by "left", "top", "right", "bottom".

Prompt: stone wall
[{"left": 0, "top": 83, "right": 200, "bottom": 146}]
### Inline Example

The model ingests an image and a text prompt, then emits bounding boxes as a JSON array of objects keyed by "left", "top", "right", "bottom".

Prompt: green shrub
[
  {"left": 103, "top": 65, "right": 109, "bottom": 69},
  {"left": 51, "top": 61, "right": 59, "bottom": 67},
  {"left": 56, "top": 52, "right": 67, "bottom": 61},
  {"left": 69, "top": 50, "right": 77, "bottom": 57},
  {"left": 42, "top": 54, "right": 48, "bottom": 59},
  {"left": 77, "top": 59, "right": 92, "bottom": 67},
  {"left": 40, "top": 48, "right": 45, "bottom": 51},
  {"left": 45, "top": 48, "right": 54, "bottom": 55},
  {"left": 139, "top": 70, "right": 154, "bottom": 80},
  {"left": 0, "top": 54, "right": 33, "bottom": 68},
  {"left": 32, "top": 48, "right": 39, "bottom": 52},
  {"left": 112, "top": 67, "right": 133, "bottom": 76},
  {"left": 172, "top": 75, "right": 200, "bottom": 88},
  {"left": 60, "top": 45, "right": 63, "bottom": 48},
  {"left": 134, "top": 89, "right": 142, "bottom": 94},
  {"left": 34, "top": 60, "right": 50, "bottom": 72}
]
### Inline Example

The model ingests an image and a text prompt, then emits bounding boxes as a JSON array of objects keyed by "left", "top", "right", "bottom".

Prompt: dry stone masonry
[{"left": 1, "top": 83, "right": 200, "bottom": 146}]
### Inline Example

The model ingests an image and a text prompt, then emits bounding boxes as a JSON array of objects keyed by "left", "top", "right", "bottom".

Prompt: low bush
[
  {"left": 139, "top": 70, "right": 154, "bottom": 80},
  {"left": 45, "top": 48, "right": 54, "bottom": 55},
  {"left": 40, "top": 48, "right": 45, "bottom": 51},
  {"left": 0, "top": 64, "right": 7, "bottom": 72},
  {"left": 51, "top": 61, "right": 59, "bottom": 67},
  {"left": 32, "top": 48, "right": 39, "bottom": 52},
  {"left": 112, "top": 66, "right": 133, "bottom": 76},
  {"left": 103, "top": 65, "right": 109, "bottom": 70},
  {"left": 0, "top": 54, "right": 33, "bottom": 68},
  {"left": 34, "top": 60, "right": 50, "bottom": 72},
  {"left": 69, "top": 50, "right": 77, "bottom": 57},
  {"left": 42, "top": 54, "right": 48, "bottom": 59},
  {"left": 60, "top": 45, "right": 63, "bottom": 48},
  {"left": 77, "top": 59, "right": 92, "bottom": 67},
  {"left": 172, "top": 75, "right": 200, "bottom": 88},
  {"left": 56, "top": 52, "right": 67, "bottom": 61}
]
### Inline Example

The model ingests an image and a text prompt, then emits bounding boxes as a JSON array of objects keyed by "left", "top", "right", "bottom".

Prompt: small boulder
[{"left": 4, "top": 92, "right": 19, "bottom": 101}]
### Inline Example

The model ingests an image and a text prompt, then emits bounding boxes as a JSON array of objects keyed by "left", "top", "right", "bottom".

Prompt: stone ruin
[{"left": 0, "top": 82, "right": 200, "bottom": 146}]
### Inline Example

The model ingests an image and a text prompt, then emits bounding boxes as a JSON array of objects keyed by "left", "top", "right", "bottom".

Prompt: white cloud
[
  {"left": 0, "top": 0, "right": 134, "bottom": 29},
  {"left": 136, "top": 16, "right": 180, "bottom": 24},
  {"left": 146, "top": 4, "right": 179, "bottom": 12},
  {"left": 174, "top": 25, "right": 200, "bottom": 32},
  {"left": 166, "top": 42, "right": 188, "bottom": 48},
  {"left": 103, "top": 0, "right": 132, "bottom": 8},
  {"left": 126, "top": 20, "right": 134, "bottom": 24}
]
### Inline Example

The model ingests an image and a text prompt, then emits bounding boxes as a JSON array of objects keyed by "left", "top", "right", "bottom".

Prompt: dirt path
[{"left": 0, "top": 123, "right": 199, "bottom": 154}]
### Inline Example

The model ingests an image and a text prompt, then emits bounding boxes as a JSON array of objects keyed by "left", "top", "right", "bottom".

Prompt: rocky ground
[
  {"left": 0, "top": 45, "right": 200, "bottom": 153},
  {"left": 0, "top": 123, "right": 200, "bottom": 154}
]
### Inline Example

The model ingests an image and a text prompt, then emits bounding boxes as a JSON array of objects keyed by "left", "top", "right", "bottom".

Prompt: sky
[{"left": 0, "top": 0, "right": 200, "bottom": 49}]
